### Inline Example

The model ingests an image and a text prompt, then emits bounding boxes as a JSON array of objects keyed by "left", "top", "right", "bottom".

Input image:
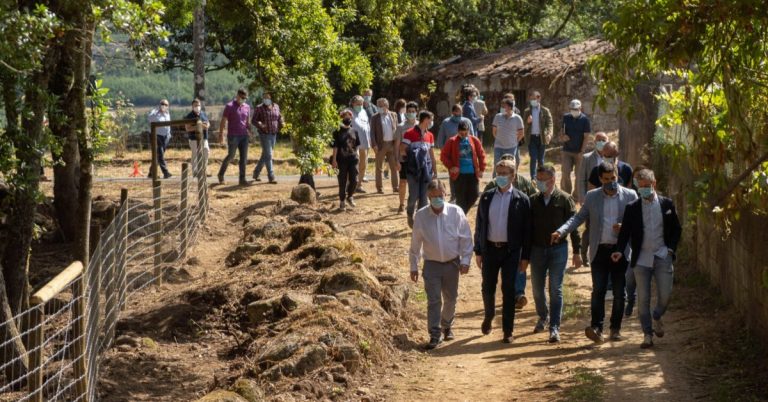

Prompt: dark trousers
[
  {"left": 453, "top": 173, "right": 479, "bottom": 214},
  {"left": 337, "top": 157, "right": 359, "bottom": 202},
  {"left": 590, "top": 244, "right": 628, "bottom": 331},
  {"left": 156, "top": 134, "right": 170, "bottom": 175},
  {"left": 218, "top": 135, "right": 249, "bottom": 179},
  {"left": 481, "top": 246, "right": 522, "bottom": 335}
]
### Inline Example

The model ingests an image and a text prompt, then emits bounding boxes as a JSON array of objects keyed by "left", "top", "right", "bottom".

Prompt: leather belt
[{"left": 489, "top": 241, "right": 508, "bottom": 248}]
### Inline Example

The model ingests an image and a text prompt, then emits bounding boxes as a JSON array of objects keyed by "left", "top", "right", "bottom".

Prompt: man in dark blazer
[
  {"left": 611, "top": 168, "right": 682, "bottom": 349},
  {"left": 588, "top": 142, "right": 633, "bottom": 188},
  {"left": 370, "top": 98, "right": 400, "bottom": 194},
  {"left": 474, "top": 160, "right": 532, "bottom": 344}
]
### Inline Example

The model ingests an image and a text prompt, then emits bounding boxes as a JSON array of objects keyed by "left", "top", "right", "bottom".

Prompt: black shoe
[
  {"left": 269, "top": 180, "right": 278, "bottom": 184},
  {"left": 377, "top": 189, "right": 384, "bottom": 194},
  {"left": 163, "top": 173, "right": 172, "bottom": 179},
  {"left": 481, "top": 318, "right": 492, "bottom": 335},
  {"left": 239, "top": 179, "right": 248, "bottom": 186},
  {"left": 581, "top": 255, "right": 589, "bottom": 267},
  {"left": 425, "top": 336, "right": 443, "bottom": 350},
  {"left": 502, "top": 334, "right": 514, "bottom": 344},
  {"left": 252, "top": 171, "right": 260, "bottom": 181},
  {"left": 356, "top": 187, "right": 367, "bottom": 194},
  {"left": 443, "top": 328, "right": 455, "bottom": 341},
  {"left": 585, "top": 326, "right": 604, "bottom": 344},
  {"left": 625, "top": 301, "right": 635, "bottom": 317},
  {"left": 407, "top": 215, "right": 414, "bottom": 229},
  {"left": 609, "top": 329, "right": 623, "bottom": 341},
  {"left": 217, "top": 174, "right": 224, "bottom": 184}
]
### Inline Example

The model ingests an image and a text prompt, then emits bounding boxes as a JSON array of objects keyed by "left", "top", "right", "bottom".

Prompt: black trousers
[
  {"left": 590, "top": 244, "right": 628, "bottom": 331},
  {"left": 481, "top": 246, "right": 522, "bottom": 336},
  {"left": 337, "top": 157, "right": 359, "bottom": 202},
  {"left": 454, "top": 173, "right": 479, "bottom": 214}
]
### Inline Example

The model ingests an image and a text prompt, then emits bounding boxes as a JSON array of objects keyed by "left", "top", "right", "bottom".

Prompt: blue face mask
[
  {"left": 451, "top": 115, "right": 462, "bottom": 123},
  {"left": 353, "top": 105, "right": 363, "bottom": 113},
  {"left": 638, "top": 187, "right": 654, "bottom": 198},
  {"left": 595, "top": 140, "right": 607, "bottom": 151},
  {"left": 536, "top": 179, "right": 549, "bottom": 193},
  {"left": 406, "top": 112, "right": 417, "bottom": 120},
  {"left": 430, "top": 197, "right": 445, "bottom": 209},
  {"left": 602, "top": 181, "right": 618, "bottom": 192},
  {"left": 496, "top": 175, "right": 510, "bottom": 188},
  {"left": 263, "top": 99, "right": 272, "bottom": 106}
]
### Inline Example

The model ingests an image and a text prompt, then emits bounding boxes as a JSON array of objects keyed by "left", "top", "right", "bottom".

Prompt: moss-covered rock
[{"left": 195, "top": 390, "right": 248, "bottom": 402}]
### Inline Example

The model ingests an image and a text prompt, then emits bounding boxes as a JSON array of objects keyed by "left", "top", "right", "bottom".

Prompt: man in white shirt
[
  {"left": 350, "top": 95, "right": 371, "bottom": 192},
  {"left": 409, "top": 179, "right": 473, "bottom": 350},
  {"left": 147, "top": 99, "right": 173, "bottom": 179}
]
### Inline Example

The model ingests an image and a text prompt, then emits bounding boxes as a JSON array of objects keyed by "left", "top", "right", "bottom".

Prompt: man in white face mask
[
  {"left": 587, "top": 141, "right": 634, "bottom": 190},
  {"left": 559, "top": 99, "right": 591, "bottom": 197},
  {"left": 409, "top": 179, "right": 472, "bottom": 350},
  {"left": 148, "top": 98, "right": 173, "bottom": 179},
  {"left": 184, "top": 98, "right": 211, "bottom": 177}
]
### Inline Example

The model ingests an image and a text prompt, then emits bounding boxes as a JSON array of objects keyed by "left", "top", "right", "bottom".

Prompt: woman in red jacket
[{"left": 440, "top": 121, "right": 486, "bottom": 214}]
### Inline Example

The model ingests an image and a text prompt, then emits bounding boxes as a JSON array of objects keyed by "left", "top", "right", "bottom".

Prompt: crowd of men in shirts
[{"left": 327, "top": 84, "right": 682, "bottom": 351}]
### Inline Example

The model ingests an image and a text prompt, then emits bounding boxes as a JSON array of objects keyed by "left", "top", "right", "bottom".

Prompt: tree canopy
[{"left": 592, "top": 0, "right": 768, "bottom": 226}]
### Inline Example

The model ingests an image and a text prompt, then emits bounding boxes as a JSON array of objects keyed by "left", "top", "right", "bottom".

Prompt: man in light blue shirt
[{"left": 148, "top": 99, "right": 172, "bottom": 179}]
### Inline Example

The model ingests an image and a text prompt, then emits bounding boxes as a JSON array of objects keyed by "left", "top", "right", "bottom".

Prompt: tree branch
[
  {"left": 551, "top": 2, "right": 576, "bottom": 39},
  {"left": 711, "top": 152, "right": 768, "bottom": 209}
]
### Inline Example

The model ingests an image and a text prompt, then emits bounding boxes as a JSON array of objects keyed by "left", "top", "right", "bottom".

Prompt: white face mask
[
  {"left": 570, "top": 110, "right": 580, "bottom": 118},
  {"left": 192, "top": 106, "right": 201, "bottom": 113}
]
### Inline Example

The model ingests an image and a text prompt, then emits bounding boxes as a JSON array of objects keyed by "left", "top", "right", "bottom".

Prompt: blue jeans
[
  {"left": 493, "top": 147, "right": 518, "bottom": 177},
  {"left": 530, "top": 243, "right": 568, "bottom": 329},
  {"left": 218, "top": 135, "right": 249, "bottom": 179},
  {"left": 514, "top": 146, "right": 521, "bottom": 168},
  {"left": 515, "top": 271, "right": 526, "bottom": 298},
  {"left": 634, "top": 255, "right": 674, "bottom": 335},
  {"left": 528, "top": 135, "right": 545, "bottom": 179},
  {"left": 625, "top": 266, "right": 637, "bottom": 306},
  {"left": 406, "top": 175, "right": 429, "bottom": 217},
  {"left": 254, "top": 133, "right": 276, "bottom": 180}
]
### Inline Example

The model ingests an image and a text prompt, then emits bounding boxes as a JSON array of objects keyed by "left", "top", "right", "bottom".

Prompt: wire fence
[{"left": 0, "top": 135, "right": 209, "bottom": 402}]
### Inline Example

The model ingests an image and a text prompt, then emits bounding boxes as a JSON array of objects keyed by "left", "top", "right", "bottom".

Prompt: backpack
[{"left": 405, "top": 134, "right": 433, "bottom": 181}]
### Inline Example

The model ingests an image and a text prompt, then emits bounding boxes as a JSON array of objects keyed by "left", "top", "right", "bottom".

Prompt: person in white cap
[{"left": 558, "top": 99, "right": 591, "bottom": 197}]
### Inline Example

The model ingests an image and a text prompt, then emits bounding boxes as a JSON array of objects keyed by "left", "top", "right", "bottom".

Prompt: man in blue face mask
[
  {"left": 529, "top": 163, "right": 581, "bottom": 343},
  {"left": 409, "top": 179, "right": 473, "bottom": 350},
  {"left": 552, "top": 162, "right": 637, "bottom": 344},
  {"left": 474, "top": 160, "right": 532, "bottom": 344},
  {"left": 611, "top": 168, "right": 682, "bottom": 349}
]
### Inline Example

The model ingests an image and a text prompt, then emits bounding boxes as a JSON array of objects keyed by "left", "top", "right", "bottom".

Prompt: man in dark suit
[
  {"left": 611, "top": 168, "right": 682, "bottom": 349},
  {"left": 474, "top": 160, "right": 532, "bottom": 344}
]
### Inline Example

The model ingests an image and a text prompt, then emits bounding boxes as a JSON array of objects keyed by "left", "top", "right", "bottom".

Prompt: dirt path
[{"left": 95, "top": 168, "right": 709, "bottom": 401}]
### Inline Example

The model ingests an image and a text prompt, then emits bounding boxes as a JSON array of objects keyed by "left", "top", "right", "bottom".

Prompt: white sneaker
[
  {"left": 605, "top": 290, "right": 614, "bottom": 301},
  {"left": 338, "top": 201, "right": 346, "bottom": 211},
  {"left": 641, "top": 334, "right": 654, "bottom": 348},
  {"left": 654, "top": 318, "right": 665, "bottom": 338},
  {"left": 347, "top": 197, "right": 357, "bottom": 207}
]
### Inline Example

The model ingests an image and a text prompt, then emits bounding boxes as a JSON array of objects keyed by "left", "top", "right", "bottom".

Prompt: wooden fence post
[
  {"left": 102, "top": 208, "right": 117, "bottom": 352},
  {"left": 27, "top": 305, "right": 43, "bottom": 402},
  {"left": 118, "top": 189, "right": 128, "bottom": 310},
  {"left": 180, "top": 163, "right": 189, "bottom": 260},
  {"left": 72, "top": 272, "right": 87, "bottom": 400},
  {"left": 150, "top": 124, "right": 158, "bottom": 182},
  {"left": 153, "top": 180, "right": 163, "bottom": 286}
]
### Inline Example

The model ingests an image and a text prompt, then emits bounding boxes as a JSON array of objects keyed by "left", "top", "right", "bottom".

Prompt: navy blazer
[
  {"left": 474, "top": 187, "right": 532, "bottom": 260},
  {"left": 615, "top": 195, "right": 682, "bottom": 268},
  {"left": 589, "top": 161, "right": 633, "bottom": 188}
]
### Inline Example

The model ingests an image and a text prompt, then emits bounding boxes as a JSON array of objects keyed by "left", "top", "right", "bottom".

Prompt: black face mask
[{"left": 342, "top": 118, "right": 352, "bottom": 126}]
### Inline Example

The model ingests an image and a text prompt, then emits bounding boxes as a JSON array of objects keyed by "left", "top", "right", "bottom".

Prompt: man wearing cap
[{"left": 559, "top": 99, "right": 591, "bottom": 197}]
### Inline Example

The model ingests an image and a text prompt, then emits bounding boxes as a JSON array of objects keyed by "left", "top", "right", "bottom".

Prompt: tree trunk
[
  {"left": 76, "top": 16, "right": 96, "bottom": 266},
  {"left": 49, "top": 5, "right": 83, "bottom": 242},
  {"left": 193, "top": 1, "right": 207, "bottom": 102}
]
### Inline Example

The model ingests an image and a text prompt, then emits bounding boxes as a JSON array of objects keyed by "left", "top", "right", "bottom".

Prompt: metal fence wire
[{"left": 0, "top": 140, "right": 209, "bottom": 402}]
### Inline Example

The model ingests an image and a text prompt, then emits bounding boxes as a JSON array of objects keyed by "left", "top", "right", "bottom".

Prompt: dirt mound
[{"left": 184, "top": 196, "right": 418, "bottom": 401}]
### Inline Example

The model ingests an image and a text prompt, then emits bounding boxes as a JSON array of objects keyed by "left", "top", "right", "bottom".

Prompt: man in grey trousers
[{"left": 409, "top": 179, "right": 473, "bottom": 350}]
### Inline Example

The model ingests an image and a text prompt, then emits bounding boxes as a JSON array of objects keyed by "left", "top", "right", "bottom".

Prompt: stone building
[{"left": 389, "top": 38, "right": 658, "bottom": 166}]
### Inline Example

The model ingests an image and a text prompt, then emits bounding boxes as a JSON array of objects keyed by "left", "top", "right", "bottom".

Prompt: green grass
[
  {"left": 561, "top": 367, "right": 606, "bottom": 402},
  {"left": 562, "top": 275, "right": 589, "bottom": 321},
  {"left": 413, "top": 289, "right": 427, "bottom": 304}
]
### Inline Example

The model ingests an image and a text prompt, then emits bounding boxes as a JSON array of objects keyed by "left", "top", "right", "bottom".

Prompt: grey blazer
[
  {"left": 578, "top": 150, "right": 601, "bottom": 203},
  {"left": 556, "top": 186, "right": 638, "bottom": 263}
]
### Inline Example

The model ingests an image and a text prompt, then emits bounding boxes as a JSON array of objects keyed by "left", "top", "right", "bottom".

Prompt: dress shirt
[
  {"left": 600, "top": 192, "right": 620, "bottom": 244},
  {"left": 381, "top": 113, "right": 394, "bottom": 141},
  {"left": 531, "top": 107, "right": 541, "bottom": 135},
  {"left": 638, "top": 194, "right": 668, "bottom": 266},
  {"left": 409, "top": 203, "right": 473, "bottom": 272},
  {"left": 148, "top": 109, "right": 171, "bottom": 136},
  {"left": 352, "top": 109, "right": 371, "bottom": 149},
  {"left": 488, "top": 186, "right": 514, "bottom": 242}
]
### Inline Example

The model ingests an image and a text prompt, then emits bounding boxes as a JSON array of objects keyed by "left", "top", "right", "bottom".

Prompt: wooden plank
[
  {"left": 180, "top": 163, "right": 189, "bottom": 260},
  {"left": 118, "top": 189, "right": 128, "bottom": 310},
  {"left": 30, "top": 262, "right": 84, "bottom": 306}
]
